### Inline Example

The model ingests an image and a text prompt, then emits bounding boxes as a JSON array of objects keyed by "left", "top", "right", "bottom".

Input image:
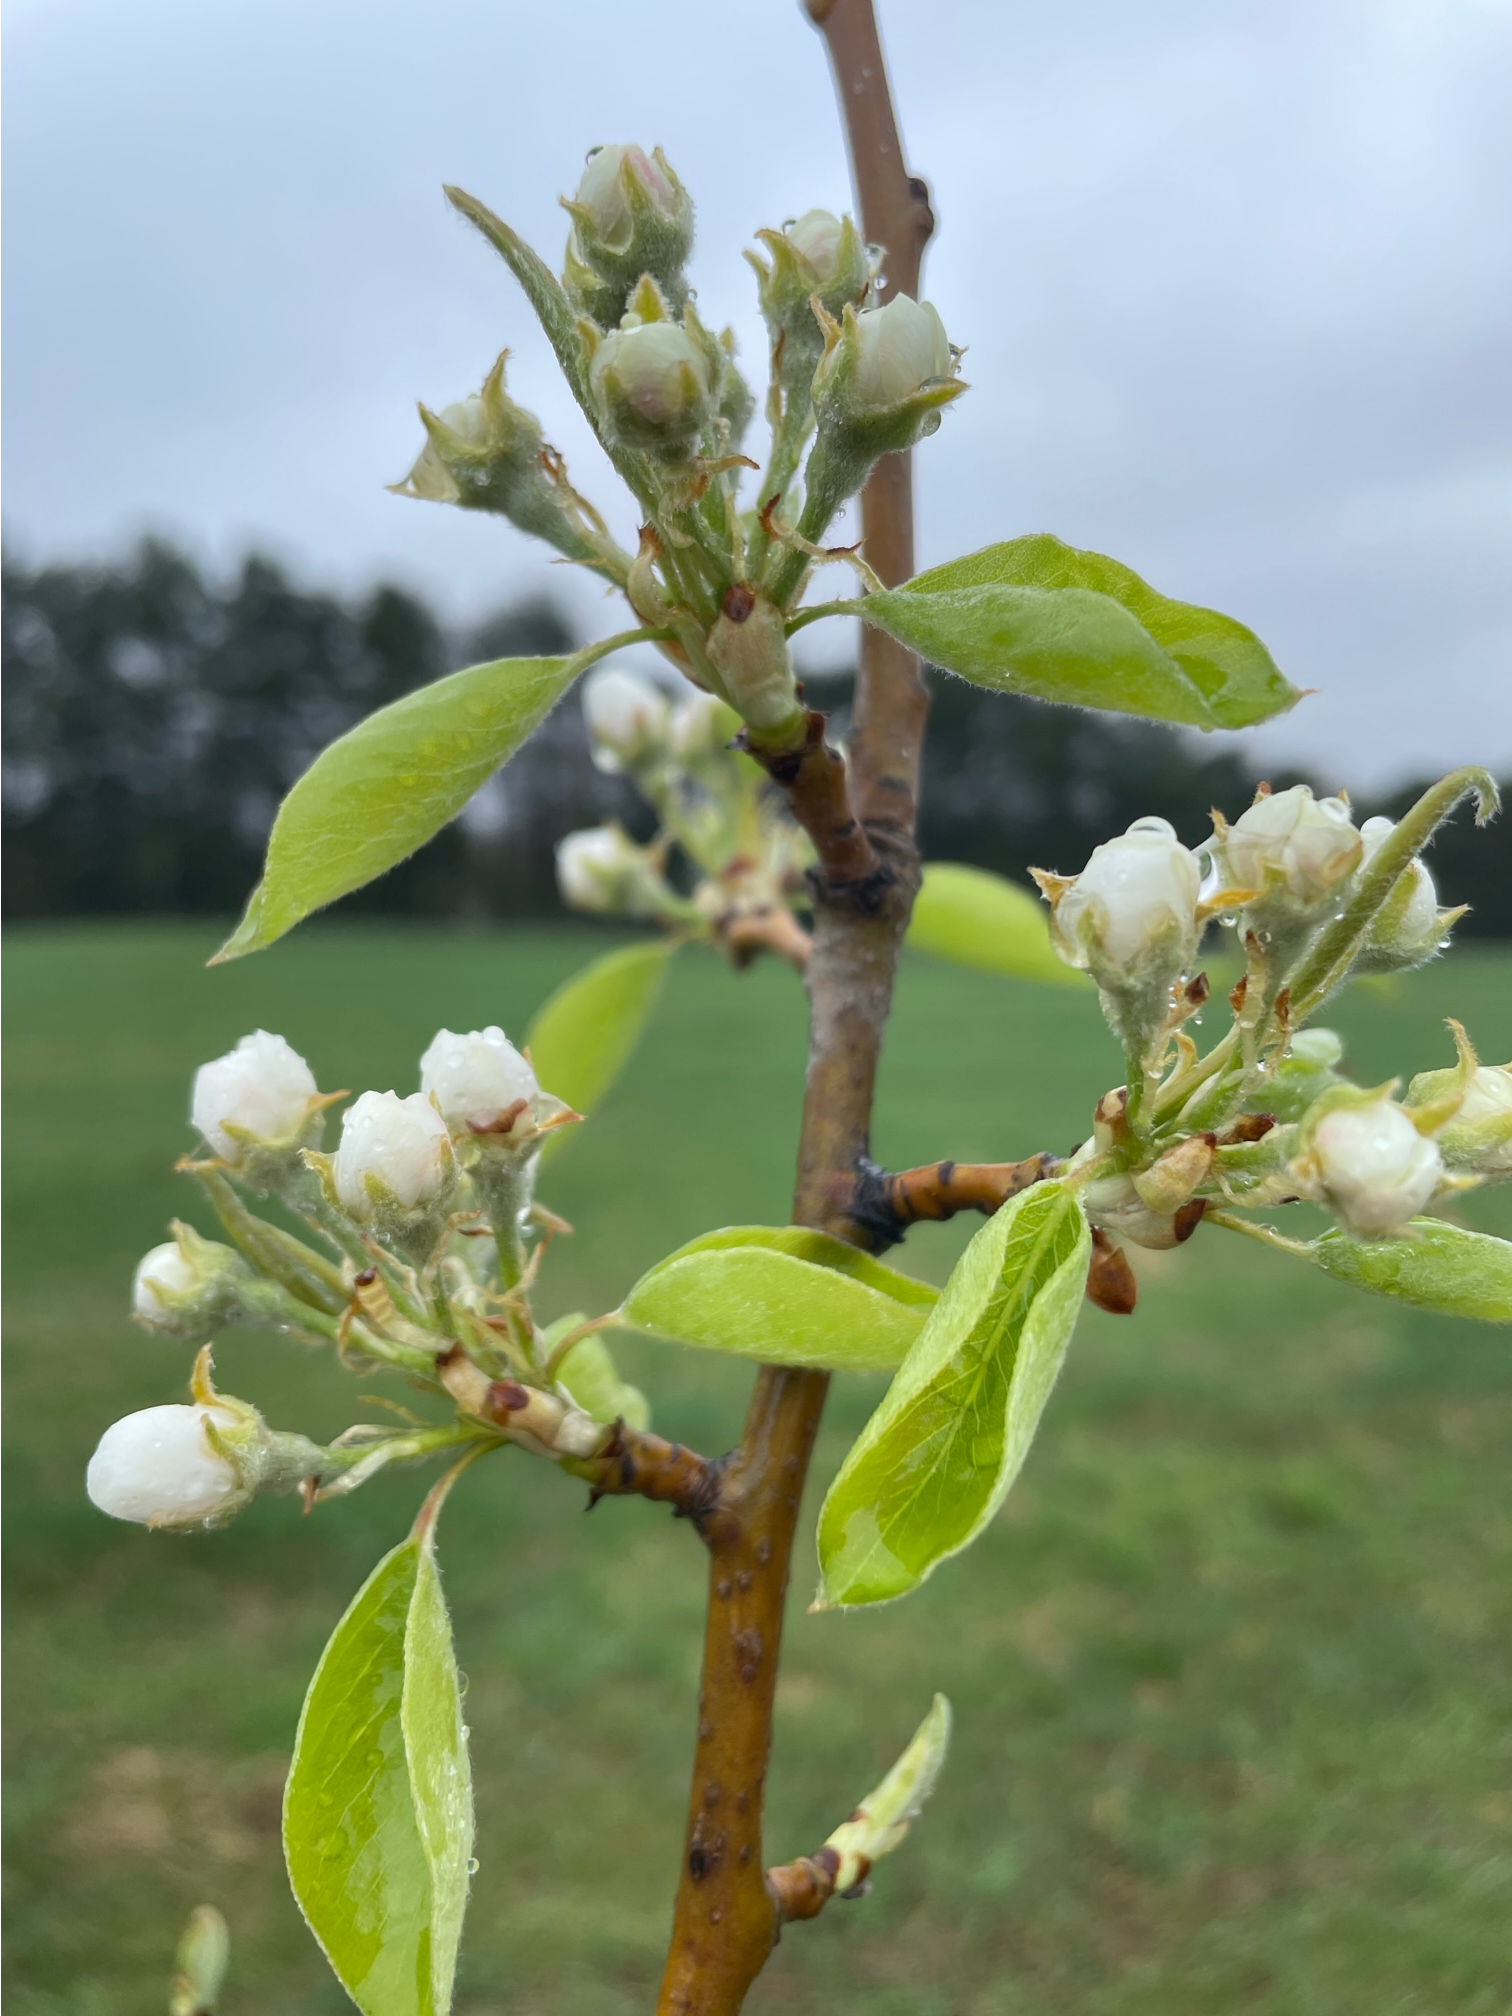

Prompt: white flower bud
[
  {"left": 1305, "top": 1096, "right": 1443, "bottom": 1236},
  {"left": 590, "top": 319, "right": 712, "bottom": 459},
  {"left": 1213, "top": 785, "right": 1362, "bottom": 918},
  {"left": 582, "top": 666, "right": 670, "bottom": 773},
  {"left": 1408, "top": 1060, "right": 1512, "bottom": 1177},
  {"left": 86, "top": 1403, "right": 245, "bottom": 1529},
  {"left": 574, "top": 144, "right": 685, "bottom": 253},
  {"left": 668, "top": 689, "right": 740, "bottom": 764},
  {"left": 1355, "top": 815, "right": 1443, "bottom": 968},
  {"left": 333, "top": 1091, "right": 452, "bottom": 1216},
  {"left": 850, "top": 295, "right": 954, "bottom": 408},
  {"left": 131, "top": 1230, "right": 249, "bottom": 1342},
  {"left": 556, "top": 825, "right": 670, "bottom": 918},
  {"left": 786, "top": 209, "right": 850, "bottom": 288},
  {"left": 1048, "top": 818, "right": 1201, "bottom": 979},
  {"left": 420, "top": 1027, "right": 540, "bottom": 1135},
  {"left": 133, "top": 1241, "right": 197, "bottom": 1315},
  {"left": 191, "top": 1030, "right": 318, "bottom": 1162}
]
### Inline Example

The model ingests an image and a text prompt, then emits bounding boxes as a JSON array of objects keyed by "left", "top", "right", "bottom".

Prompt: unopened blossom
[
  {"left": 582, "top": 666, "right": 670, "bottom": 773},
  {"left": 850, "top": 295, "right": 953, "bottom": 408},
  {"left": 86, "top": 1403, "right": 245, "bottom": 1529},
  {"left": 1357, "top": 815, "right": 1442, "bottom": 965},
  {"left": 420, "top": 1027, "right": 542, "bottom": 1135},
  {"left": 1213, "top": 785, "right": 1362, "bottom": 917},
  {"left": 333, "top": 1091, "right": 452, "bottom": 1215},
  {"left": 590, "top": 320, "right": 711, "bottom": 458},
  {"left": 572, "top": 144, "right": 688, "bottom": 255},
  {"left": 1047, "top": 818, "right": 1201, "bottom": 981},
  {"left": 191, "top": 1031, "right": 317, "bottom": 1161},
  {"left": 1305, "top": 1096, "right": 1442, "bottom": 1236},
  {"left": 556, "top": 825, "right": 669, "bottom": 918}
]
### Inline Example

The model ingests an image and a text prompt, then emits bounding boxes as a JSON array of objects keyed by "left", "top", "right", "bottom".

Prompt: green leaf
[
  {"left": 444, "top": 186, "right": 591, "bottom": 410},
  {"left": 853, "top": 534, "right": 1300, "bottom": 731},
  {"left": 816, "top": 1180, "right": 1090, "bottom": 1608},
  {"left": 543, "top": 1314, "right": 652, "bottom": 1432},
  {"left": 1309, "top": 1220, "right": 1512, "bottom": 1324},
  {"left": 908, "top": 863, "right": 1088, "bottom": 988},
  {"left": 215, "top": 637, "right": 642, "bottom": 961},
  {"left": 284, "top": 1528, "right": 472, "bottom": 2015},
  {"left": 525, "top": 938, "right": 678, "bottom": 1160},
  {"left": 621, "top": 1226, "right": 937, "bottom": 1371},
  {"left": 664, "top": 1224, "right": 940, "bottom": 1308}
]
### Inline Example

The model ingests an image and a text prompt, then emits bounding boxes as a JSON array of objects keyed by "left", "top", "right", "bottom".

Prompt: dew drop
[
  {"left": 585, "top": 146, "right": 604, "bottom": 161},
  {"left": 467, "top": 1857, "right": 481, "bottom": 1876}
]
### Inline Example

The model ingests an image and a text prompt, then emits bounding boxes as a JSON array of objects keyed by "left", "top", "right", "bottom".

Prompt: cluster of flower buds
[
  {"left": 87, "top": 1009, "right": 612, "bottom": 1532},
  {"left": 557, "top": 669, "right": 811, "bottom": 952}
]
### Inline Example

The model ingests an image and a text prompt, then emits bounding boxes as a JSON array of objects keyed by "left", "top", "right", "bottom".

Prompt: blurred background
[{"left": 4, "top": 0, "right": 1511, "bottom": 2011}]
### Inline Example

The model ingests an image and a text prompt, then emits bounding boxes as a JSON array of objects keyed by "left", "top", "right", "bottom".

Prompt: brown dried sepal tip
[
  {"left": 1173, "top": 1198, "right": 1207, "bottom": 1243},
  {"left": 1218, "top": 1113, "right": 1278, "bottom": 1146},
  {"left": 1182, "top": 971, "right": 1210, "bottom": 1012},
  {"left": 1229, "top": 973, "right": 1248, "bottom": 1015},
  {"left": 1086, "top": 1228, "right": 1138, "bottom": 1315},
  {"left": 466, "top": 1098, "right": 531, "bottom": 1137},
  {"left": 722, "top": 581, "right": 757, "bottom": 624}
]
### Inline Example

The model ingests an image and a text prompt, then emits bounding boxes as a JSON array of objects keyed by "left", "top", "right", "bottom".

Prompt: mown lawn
[{"left": 4, "top": 921, "right": 1511, "bottom": 2016}]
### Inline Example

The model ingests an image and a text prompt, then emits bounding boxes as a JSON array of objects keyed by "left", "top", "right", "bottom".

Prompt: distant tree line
[{"left": 4, "top": 540, "right": 1507, "bottom": 935}]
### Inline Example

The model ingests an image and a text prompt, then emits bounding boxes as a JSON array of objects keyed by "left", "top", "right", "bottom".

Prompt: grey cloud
[{"left": 4, "top": 0, "right": 1509, "bottom": 785}]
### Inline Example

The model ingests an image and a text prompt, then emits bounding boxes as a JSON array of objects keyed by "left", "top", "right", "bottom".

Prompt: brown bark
[
  {"left": 843, "top": 1153, "right": 1057, "bottom": 1245},
  {"left": 654, "top": 4, "right": 935, "bottom": 2009}
]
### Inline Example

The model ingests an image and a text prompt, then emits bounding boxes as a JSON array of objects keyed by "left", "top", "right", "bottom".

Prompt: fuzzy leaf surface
[
  {"left": 908, "top": 863, "right": 1087, "bottom": 987},
  {"left": 621, "top": 1229, "right": 935, "bottom": 1371},
  {"left": 525, "top": 938, "right": 677, "bottom": 1161},
  {"left": 216, "top": 654, "right": 583, "bottom": 960},
  {"left": 816, "top": 1181, "right": 1090, "bottom": 1608},
  {"left": 1310, "top": 1220, "right": 1512, "bottom": 1323},
  {"left": 855, "top": 535, "right": 1299, "bottom": 730},
  {"left": 284, "top": 1534, "right": 472, "bottom": 2015}
]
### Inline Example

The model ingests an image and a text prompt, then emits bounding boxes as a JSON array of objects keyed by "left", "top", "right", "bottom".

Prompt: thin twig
[{"left": 844, "top": 1153, "right": 1056, "bottom": 1246}]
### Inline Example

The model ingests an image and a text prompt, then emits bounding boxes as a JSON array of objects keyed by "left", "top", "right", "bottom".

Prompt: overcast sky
[{"left": 5, "top": 0, "right": 1510, "bottom": 786}]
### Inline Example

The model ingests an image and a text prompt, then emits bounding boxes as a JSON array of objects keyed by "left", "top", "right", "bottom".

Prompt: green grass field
[{"left": 5, "top": 922, "right": 1511, "bottom": 2016}]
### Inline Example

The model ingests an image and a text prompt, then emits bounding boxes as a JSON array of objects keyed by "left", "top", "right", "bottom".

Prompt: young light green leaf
[
  {"left": 543, "top": 1314, "right": 652, "bottom": 1432},
  {"left": 620, "top": 1229, "right": 936, "bottom": 1371},
  {"left": 816, "top": 1180, "right": 1090, "bottom": 1609},
  {"left": 822, "top": 1693, "right": 952, "bottom": 1893},
  {"left": 525, "top": 938, "right": 678, "bottom": 1161},
  {"left": 908, "top": 862, "right": 1088, "bottom": 988},
  {"left": 850, "top": 534, "right": 1300, "bottom": 731},
  {"left": 662, "top": 1224, "right": 939, "bottom": 1308},
  {"left": 1309, "top": 1220, "right": 1512, "bottom": 1324},
  {"left": 402, "top": 1545, "right": 472, "bottom": 2013},
  {"left": 284, "top": 1522, "right": 472, "bottom": 2016},
  {"left": 444, "top": 186, "right": 591, "bottom": 409},
  {"left": 215, "top": 637, "right": 644, "bottom": 962}
]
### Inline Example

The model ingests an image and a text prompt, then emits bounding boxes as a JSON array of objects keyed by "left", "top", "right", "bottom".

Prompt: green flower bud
[
  {"left": 390, "top": 353, "right": 599, "bottom": 562},
  {"left": 590, "top": 314, "right": 713, "bottom": 462},
  {"left": 801, "top": 294, "right": 964, "bottom": 531},
  {"left": 562, "top": 143, "right": 694, "bottom": 327},
  {"left": 748, "top": 209, "right": 873, "bottom": 409}
]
